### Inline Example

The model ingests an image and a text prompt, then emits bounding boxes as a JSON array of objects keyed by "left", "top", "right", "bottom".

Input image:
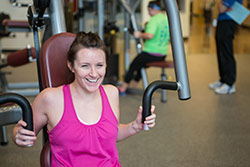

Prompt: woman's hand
[
  {"left": 132, "top": 105, "right": 156, "bottom": 132},
  {"left": 133, "top": 31, "right": 142, "bottom": 38},
  {"left": 13, "top": 120, "right": 37, "bottom": 147}
]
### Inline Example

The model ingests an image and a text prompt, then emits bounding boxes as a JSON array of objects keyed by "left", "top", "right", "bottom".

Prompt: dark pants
[
  {"left": 124, "top": 52, "right": 166, "bottom": 83},
  {"left": 203, "top": 9, "right": 212, "bottom": 24},
  {"left": 215, "top": 20, "right": 236, "bottom": 86}
]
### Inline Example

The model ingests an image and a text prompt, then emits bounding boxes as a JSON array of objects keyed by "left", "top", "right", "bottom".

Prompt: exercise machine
[
  {"left": 0, "top": 8, "right": 36, "bottom": 145},
  {"left": 0, "top": 12, "right": 38, "bottom": 97},
  {"left": 0, "top": 92, "right": 33, "bottom": 145},
  {"left": 1, "top": 0, "right": 190, "bottom": 165}
]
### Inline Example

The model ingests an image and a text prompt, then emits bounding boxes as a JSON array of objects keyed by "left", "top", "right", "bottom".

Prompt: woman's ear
[{"left": 67, "top": 61, "right": 74, "bottom": 73}]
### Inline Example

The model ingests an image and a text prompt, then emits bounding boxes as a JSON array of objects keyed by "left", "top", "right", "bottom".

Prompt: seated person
[
  {"left": 12, "top": 32, "right": 156, "bottom": 166},
  {"left": 119, "top": 0, "right": 170, "bottom": 95}
]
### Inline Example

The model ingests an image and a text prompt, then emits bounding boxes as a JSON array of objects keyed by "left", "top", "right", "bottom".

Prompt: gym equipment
[
  {"left": 0, "top": 93, "right": 33, "bottom": 131},
  {"left": 27, "top": 0, "right": 66, "bottom": 91},
  {"left": 120, "top": 0, "right": 190, "bottom": 101},
  {"left": 119, "top": 0, "right": 174, "bottom": 101},
  {"left": 145, "top": 60, "right": 174, "bottom": 102},
  {"left": 9, "top": 0, "right": 31, "bottom": 7},
  {"left": 0, "top": 46, "right": 38, "bottom": 96},
  {"left": 0, "top": 13, "right": 38, "bottom": 96},
  {"left": 142, "top": 80, "right": 179, "bottom": 130},
  {"left": 142, "top": 0, "right": 191, "bottom": 130},
  {"left": 39, "top": 32, "right": 75, "bottom": 166},
  {"left": 162, "top": 0, "right": 190, "bottom": 100},
  {"left": 0, "top": 104, "right": 21, "bottom": 145},
  {"left": 0, "top": 11, "right": 37, "bottom": 145},
  {"left": 38, "top": 0, "right": 190, "bottom": 164},
  {"left": 0, "top": 92, "right": 33, "bottom": 145},
  {"left": 119, "top": 0, "right": 142, "bottom": 71},
  {"left": 103, "top": 0, "right": 120, "bottom": 84},
  {"left": 1, "top": 0, "right": 189, "bottom": 164}
]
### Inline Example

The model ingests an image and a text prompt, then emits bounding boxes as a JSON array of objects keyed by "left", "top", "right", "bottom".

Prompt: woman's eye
[
  {"left": 97, "top": 64, "right": 104, "bottom": 67},
  {"left": 81, "top": 64, "right": 88, "bottom": 68}
]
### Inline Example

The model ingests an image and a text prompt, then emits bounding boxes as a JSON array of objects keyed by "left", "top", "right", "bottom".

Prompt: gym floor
[{"left": 1, "top": 16, "right": 250, "bottom": 167}]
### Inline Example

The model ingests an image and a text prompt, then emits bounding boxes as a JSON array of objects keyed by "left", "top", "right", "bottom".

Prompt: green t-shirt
[{"left": 143, "top": 13, "right": 170, "bottom": 55}]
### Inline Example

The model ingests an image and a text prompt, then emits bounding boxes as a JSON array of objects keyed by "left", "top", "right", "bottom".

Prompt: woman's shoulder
[
  {"left": 101, "top": 85, "right": 120, "bottom": 119},
  {"left": 102, "top": 84, "right": 119, "bottom": 95},
  {"left": 101, "top": 84, "right": 119, "bottom": 103},
  {"left": 34, "top": 86, "right": 64, "bottom": 106}
]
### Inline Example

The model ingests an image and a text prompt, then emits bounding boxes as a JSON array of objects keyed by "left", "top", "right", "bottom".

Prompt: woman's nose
[{"left": 89, "top": 67, "right": 97, "bottom": 76}]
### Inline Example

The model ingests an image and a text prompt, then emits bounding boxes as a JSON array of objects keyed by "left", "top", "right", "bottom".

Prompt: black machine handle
[
  {"left": 142, "top": 81, "right": 178, "bottom": 130},
  {"left": 0, "top": 93, "right": 33, "bottom": 131}
]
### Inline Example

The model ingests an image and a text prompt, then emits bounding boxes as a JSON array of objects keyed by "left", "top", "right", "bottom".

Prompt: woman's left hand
[{"left": 132, "top": 105, "right": 156, "bottom": 132}]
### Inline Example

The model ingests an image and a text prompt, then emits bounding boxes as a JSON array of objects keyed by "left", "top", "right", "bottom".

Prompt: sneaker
[
  {"left": 215, "top": 84, "right": 236, "bottom": 94},
  {"left": 118, "top": 87, "right": 126, "bottom": 96},
  {"left": 209, "top": 81, "right": 222, "bottom": 89}
]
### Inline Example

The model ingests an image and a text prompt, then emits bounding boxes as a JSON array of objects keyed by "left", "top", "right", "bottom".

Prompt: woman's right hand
[{"left": 13, "top": 120, "right": 37, "bottom": 147}]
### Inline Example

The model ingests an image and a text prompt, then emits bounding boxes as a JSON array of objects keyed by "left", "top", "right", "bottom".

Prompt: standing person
[
  {"left": 12, "top": 32, "right": 156, "bottom": 166},
  {"left": 209, "top": 0, "right": 242, "bottom": 94},
  {"left": 118, "top": 0, "right": 170, "bottom": 95},
  {"left": 201, "top": 0, "right": 215, "bottom": 35}
]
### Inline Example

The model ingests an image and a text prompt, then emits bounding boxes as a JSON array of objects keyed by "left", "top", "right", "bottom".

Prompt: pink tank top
[{"left": 47, "top": 85, "right": 121, "bottom": 167}]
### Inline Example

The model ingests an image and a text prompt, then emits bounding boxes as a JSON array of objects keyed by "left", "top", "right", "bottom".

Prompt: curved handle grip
[
  {"left": 0, "top": 93, "right": 33, "bottom": 131},
  {"left": 142, "top": 80, "right": 178, "bottom": 125}
]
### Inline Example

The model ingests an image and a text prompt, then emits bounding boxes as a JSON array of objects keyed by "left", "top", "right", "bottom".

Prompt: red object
[{"left": 7, "top": 47, "right": 36, "bottom": 67}]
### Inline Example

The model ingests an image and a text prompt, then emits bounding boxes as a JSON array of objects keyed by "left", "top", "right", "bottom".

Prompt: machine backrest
[
  {"left": 39, "top": 32, "right": 76, "bottom": 166},
  {"left": 40, "top": 32, "right": 76, "bottom": 89}
]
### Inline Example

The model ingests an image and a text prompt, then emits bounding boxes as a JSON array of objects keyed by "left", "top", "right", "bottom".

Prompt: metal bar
[
  {"left": 98, "top": 0, "right": 104, "bottom": 40},
  {"left": 33, "top": 29, "right": 43, "bottom": 91},
  {"left": 78, "top": 0, "right": 84, "bottom": 32},
  {"left": 0, "top": 93, "right": 33, "bottom": 131},
  {"left": 162, "top": 0, "right": 191, "bottom": 100},
  {"left": 50, "top": 0, "right": 66, "bottom": 34},
  {"left": 142, "top": 80, "right": 178, "bottom": 130}
]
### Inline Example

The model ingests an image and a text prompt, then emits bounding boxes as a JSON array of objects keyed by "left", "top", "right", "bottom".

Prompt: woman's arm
[
  {"left": 12, "top": 88, "right": 51, "bottom": 147},
  {"left": 134, "top": 31, "right": 154, "bottom": 40},
  {"left": 103, "top": 84, "right": 156, "bottom": 142}
]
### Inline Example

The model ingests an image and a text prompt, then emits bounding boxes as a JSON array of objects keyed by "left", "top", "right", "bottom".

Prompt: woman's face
[
  {"left": 148, "top": 7, "right": 155, "bottom": 16},
  {"left": 70, "top": 48, "right": 106, "bottom": 93}
]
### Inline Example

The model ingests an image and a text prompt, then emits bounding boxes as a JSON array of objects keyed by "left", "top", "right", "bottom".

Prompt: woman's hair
[
  {"left": 67, "top": 32, "right": 108, "bottom": 67},
  {"left": 148, "top": 0, "right": 162, "bottom": 10}
]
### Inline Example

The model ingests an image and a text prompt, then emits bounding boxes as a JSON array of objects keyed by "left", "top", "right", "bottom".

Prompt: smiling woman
[
  {"left": 69, "top": 48, "right": 107, "bottom": 93},
  {"left": 12, "top": 31, "right": 156, "bottom": 167}
]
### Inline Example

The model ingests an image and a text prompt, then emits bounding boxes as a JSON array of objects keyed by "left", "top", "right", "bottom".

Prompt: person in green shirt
[{"left": 119, "top": 0, "right": 170, "bottom": 95}]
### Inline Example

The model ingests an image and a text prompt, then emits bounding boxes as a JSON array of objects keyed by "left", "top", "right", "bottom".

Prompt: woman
[
  {"left": 119, "top": 0, "right": 170, "bottom": 95},
  {"left": 12, "top": 32, "right": 156, "bottom": 166}
]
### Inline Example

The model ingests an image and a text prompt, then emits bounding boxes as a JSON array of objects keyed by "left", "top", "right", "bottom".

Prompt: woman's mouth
[{"left": 86, "top": 78, "right": 98, "bottom": 83}]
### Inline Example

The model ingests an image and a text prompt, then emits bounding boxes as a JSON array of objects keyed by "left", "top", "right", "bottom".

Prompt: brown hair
[{"left": 67, "top": 32, "right": 108, "bottom": 67}]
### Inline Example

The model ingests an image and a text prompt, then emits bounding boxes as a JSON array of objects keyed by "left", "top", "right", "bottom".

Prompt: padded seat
[
  {"left": 141, "top": 60, "right": 174, "bottom": 102},
  {"left": 40, "top": 32, "right": 75, "bottom": 89},
  {"left": 39, "top": 32, "right": 76, "bottom": 166},
  {"left": 146, "top": 60, "right": 174, "bottom": 68}
]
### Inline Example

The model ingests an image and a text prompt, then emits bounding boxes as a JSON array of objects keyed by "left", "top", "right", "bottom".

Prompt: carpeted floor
[{"left": 1, "top": 16, "right": 250, "bottom": 167}]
